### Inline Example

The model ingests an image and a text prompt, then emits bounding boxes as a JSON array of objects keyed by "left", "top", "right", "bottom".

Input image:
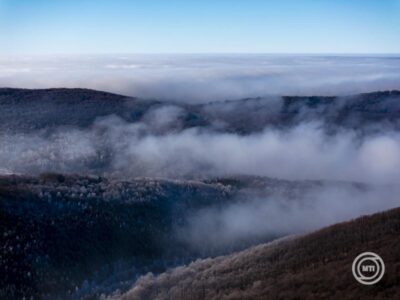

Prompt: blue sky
[{"left": 0, "top": 0, "right": 399, "bottom": 54}]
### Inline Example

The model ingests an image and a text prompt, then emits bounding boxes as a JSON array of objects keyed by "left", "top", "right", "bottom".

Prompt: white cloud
[{"left": 2, "top": 116, "right": 400, "bottom": 185}]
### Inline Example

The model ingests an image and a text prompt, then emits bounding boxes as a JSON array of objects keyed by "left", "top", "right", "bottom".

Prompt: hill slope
[{"left": 116, "top": 207, "right": 400, "bottom": 300}]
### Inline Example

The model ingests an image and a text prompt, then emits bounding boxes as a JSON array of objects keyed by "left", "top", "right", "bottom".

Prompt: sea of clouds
[{"left": 1, "top": 54, "right": 400, "bottom": 102}]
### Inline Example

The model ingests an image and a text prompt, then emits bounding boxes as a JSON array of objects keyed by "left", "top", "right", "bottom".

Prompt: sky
[{"left": 0, "top": 0, "right": 399, "bottom": 54}]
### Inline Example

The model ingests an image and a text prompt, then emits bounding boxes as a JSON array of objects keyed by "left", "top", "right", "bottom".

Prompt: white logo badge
[{"left": 352, "top": 252, "right": 385, "bottom": 285}]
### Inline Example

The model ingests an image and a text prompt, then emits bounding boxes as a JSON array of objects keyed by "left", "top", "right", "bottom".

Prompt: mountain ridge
[{"left": 1, "top": 88, "right": 400, "bottom": 134}]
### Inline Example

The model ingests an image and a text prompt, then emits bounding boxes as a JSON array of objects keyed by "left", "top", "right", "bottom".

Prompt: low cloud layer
[
  {"left": 1, "top": 113, "right": 400, "bottom": 185},
  {"left": 1, "top": 54, "right": 400, "bottom": 102}
]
